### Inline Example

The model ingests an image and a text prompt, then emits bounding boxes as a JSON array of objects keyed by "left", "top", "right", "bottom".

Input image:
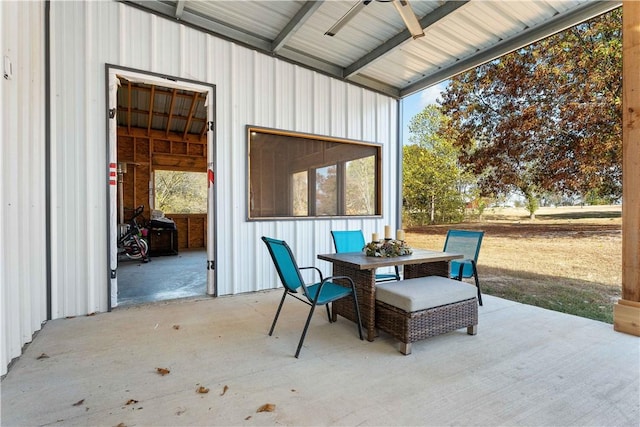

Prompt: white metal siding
[
  {"left": 0, "top": 0, "right": 399, "bottom": 376},
  {"left": 46, "top": 0, "right": 398, "bottom": 307},
  {"left": 1, "top": 1, "right": 47, "bottom": 376}
]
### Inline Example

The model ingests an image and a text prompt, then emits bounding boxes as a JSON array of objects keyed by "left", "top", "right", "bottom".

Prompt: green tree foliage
[
  {"left": 316, "top": 165, "right": 337, "bottom": 215},
  {"left": 291, "top": 157, "right": 376, "bottom": 216},
  {"left": 403, "top": 105, "right": 470, "bottom": 225},
  {"left": 345, "top": 156, "right": 376, "bottom": 215},
  {"left": 155, "top": 170, "right": 207, "bottom": 214},
  {"left": 292, "top": 171, "right": 308, "bottom": 216},
  {"left": 440, "top": 9, "right": 622, "bottom": 217}
]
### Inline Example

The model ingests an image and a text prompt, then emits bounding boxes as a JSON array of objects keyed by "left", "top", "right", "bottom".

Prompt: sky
[{"left": 400, "top": 81, "right": 447, "bottom": 145}]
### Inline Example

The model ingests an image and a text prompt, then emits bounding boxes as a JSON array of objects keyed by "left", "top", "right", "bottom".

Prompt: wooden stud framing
[
  {"left": 117, "top": 126, "right": 207, "bottom": 250},
  {"left": 166, "top": 88, "right": 177, "bottom": 137},
  {"left": 183, "top": 91, "right": 199, "bottom": 140},
  {"left": 147, "top": 84, "right": 155, "bottom": 136}
]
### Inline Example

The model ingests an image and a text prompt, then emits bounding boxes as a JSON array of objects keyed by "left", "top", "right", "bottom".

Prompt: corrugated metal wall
[
  {"left": 1, "top": 1, "right": 47, "bottom": 376},
  {"left": 2, "top": 0, "right": 398, "bottom": 375},
  {"left": 48, "top": 0, "right": 398, "bottom": 301}
]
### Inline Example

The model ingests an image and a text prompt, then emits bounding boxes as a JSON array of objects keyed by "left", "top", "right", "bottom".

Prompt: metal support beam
[
  {"left": 123, "top": 1, "right": 272, "bottom": 52},
  {"left": 175, "top": 0, "right": 184, "bottom": 19},
  {"left": 399, "top": 0, "right": 622, "bottom": 97},
  {"left": 120, "top": 1, "right": 393, "bottom": 96},
  {"left": 272, "top": 1, "right": 324, "bottom": 52},
  {"left": 344, "top": 1, "right": 469, "bottom": 78}
]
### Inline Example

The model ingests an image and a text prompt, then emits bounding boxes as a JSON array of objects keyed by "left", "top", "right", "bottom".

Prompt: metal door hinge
[
  {"left": 109, "top": 108, "right": 116, "bottom": 119},
  {"left": 208, "top": 121, "right": 214, "bottom": 131}
]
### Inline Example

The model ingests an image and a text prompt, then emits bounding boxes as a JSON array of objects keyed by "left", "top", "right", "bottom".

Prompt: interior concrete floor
[
  {"left": 1, "top": 292, "right": 638, "bottom": 426},
  {"left": 117, "top": 249, "right": 207, "bottom": 307}
]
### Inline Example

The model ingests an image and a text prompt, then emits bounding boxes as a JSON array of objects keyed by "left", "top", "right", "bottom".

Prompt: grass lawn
[{"left": 405, "top": 205, "right": 622, "bottom": 324}]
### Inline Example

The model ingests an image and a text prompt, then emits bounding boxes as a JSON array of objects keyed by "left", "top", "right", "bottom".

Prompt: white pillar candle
[
  {"left": 397, "top": 229, "right": 405, "bottom": 241},
  {"left": 384, "top": 225, "right": 391, "bottom": 239},
  {"left": 372, "top": 233, "right": 379, "bottom": 242}
]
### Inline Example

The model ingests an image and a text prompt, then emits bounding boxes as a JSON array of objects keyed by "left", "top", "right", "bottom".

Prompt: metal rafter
[
  {"left": 399, "top": 0, "right": 622, "bottom": 97},
  {"left": 272, "top": 1, "right": 324, "bottom": 52},
  {"left": 120, "top": 0, "right": 621, "bottom": 99},
  {"left": 175, "top": 0, "right": 185, "bottom": 19},
  {"left": 344, "top": 1, "right": 469, "bottom": 78}
]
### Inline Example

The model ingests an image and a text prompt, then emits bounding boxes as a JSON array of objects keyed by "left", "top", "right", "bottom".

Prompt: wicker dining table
[{"left": 317, "top": 249, "right": 463, "bottom": 341}]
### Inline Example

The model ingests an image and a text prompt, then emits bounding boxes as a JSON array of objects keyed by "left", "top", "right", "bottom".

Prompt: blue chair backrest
[
  {"left": 444, "top": 229, "right": 484, "bottom": 278},
  {"left": 331, "top": 230, "right": 366, "bottom": 253},
  {"left": 262, "top": 237, "right": 305, "bottom": 292}
]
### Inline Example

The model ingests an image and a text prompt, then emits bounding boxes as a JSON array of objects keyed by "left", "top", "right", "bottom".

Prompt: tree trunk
[{"left": 430, "top": 194, "right": 435, "bottom": 223}]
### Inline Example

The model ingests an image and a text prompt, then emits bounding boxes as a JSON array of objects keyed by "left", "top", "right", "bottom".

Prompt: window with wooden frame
[{"left": 248, "top": 126, "right": 382, "bottom": 220}]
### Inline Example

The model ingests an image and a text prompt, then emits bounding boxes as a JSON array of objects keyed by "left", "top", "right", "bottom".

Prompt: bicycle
[{"left": 118, "top": 205, "right": 149, "bottom": 262}]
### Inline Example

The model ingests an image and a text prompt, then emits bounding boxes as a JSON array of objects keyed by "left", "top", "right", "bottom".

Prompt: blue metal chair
[
  {"left": 262, "top": 236, "right": 363, "bottom": 358},
  {"left": 331, "top": 230, "right": 400, "bottom": 282},
  {"left": 444, "top": 229, "right": 484, "bottom": 306}
]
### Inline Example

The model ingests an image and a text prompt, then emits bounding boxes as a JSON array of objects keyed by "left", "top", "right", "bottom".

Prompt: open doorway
[{"left": 107, "top": 67, "right": 216, "bottom": 308}]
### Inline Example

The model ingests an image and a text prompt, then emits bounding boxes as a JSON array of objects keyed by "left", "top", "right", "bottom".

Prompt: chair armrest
[
  {"left": 323, "top": 275, "right": 354, "bottom": 287},
  {"left": 453, "top": 259, "right": 476, "bottom": 280},
  {"left": 310, "top": 275, "right": 355, "bottom": 304},
  {"left": 300, "top": 266, "right": 324, "bottom": 282}
]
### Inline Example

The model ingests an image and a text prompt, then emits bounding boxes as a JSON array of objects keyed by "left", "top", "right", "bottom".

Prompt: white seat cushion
[{"left": 376, "top": 276, "right": 477, "bottom": 312}]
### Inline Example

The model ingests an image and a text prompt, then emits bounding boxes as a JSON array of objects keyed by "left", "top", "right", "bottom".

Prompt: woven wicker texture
[
  {"left": 403, "top": 262, "right": 449, "bottom": 279},
  {"left": 375, "top": 297, "right": 478, "bottom": 345},
  {"left": 330, "top": 261, "right": 451, "bottom": 341},
  {"left": 331, "top": 264, "right": 377, "bottom": 340}
]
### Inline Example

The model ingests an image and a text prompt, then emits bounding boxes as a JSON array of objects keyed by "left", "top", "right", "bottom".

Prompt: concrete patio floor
[{"left": 1, "top": 291, "right": 638, "bottom": 426}]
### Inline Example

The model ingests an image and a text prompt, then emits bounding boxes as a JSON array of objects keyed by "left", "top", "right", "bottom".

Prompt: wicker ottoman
[{"left": 375, "top": 276, "right": 478, "bottom": 355}]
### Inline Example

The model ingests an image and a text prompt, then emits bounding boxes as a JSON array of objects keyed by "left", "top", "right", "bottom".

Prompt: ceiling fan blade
[
  {"left": 392, "top": 0, "right": 425, "bottom": 39},
  {"left": 325, "top": 0, "right": 372, "bottom": 37}
]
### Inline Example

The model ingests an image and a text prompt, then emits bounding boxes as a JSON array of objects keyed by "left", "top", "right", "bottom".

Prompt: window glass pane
[
  {"left": 345, "top": 156, "right": 376, "bottom": 215},
  {"left": 292, "top": 171, "right": 308, "bottom": 216},
  {"left": 155, "top": 170, "right": 207, "bottom": 214},
  {"left": 316, "top": 165, "right": 337, "bottom": 216},
  {"left": 248, "top": 127, "right": 381, "bottom": 219}
]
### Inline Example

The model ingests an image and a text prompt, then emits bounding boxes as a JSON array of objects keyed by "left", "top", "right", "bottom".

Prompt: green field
[{"left": 406, "top": 205, "right": 622, "bottom": 323}]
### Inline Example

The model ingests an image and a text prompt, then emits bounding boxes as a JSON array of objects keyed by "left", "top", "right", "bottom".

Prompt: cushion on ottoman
[{"left": 376, "top": 276, "right": 477, "bottom": 312}]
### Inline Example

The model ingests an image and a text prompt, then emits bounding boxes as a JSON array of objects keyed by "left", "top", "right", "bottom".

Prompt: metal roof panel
[
  {"left": 122, "top": 0, "right": 621, "bottom": 98},
  {"left": 184, "top": 0, "right": 303, "bottom": 40}
]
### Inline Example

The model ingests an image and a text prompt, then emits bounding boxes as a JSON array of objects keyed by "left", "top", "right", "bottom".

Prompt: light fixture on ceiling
[
  {"left": 325, "top": 0, "right": 424, "bottom": 40},
  {"left": 325, "top": 0, "right": 371, "bottom": 37}
]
